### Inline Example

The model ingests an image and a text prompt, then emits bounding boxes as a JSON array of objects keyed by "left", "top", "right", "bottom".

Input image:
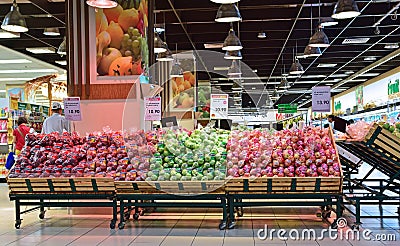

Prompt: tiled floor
[{"left": 0, "top": 184, "right": 398, "bottom": 246}]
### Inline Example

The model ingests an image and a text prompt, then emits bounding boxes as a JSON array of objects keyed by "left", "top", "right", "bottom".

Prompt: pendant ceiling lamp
[
  {"left": 222, "top": 28, "right": 242, "bottom": 51},
  {"left": 170, "top": 44, "right": 183, "bottom": 78},
  {"left": 308, "top": 0, "right": 330, "bottom": 48},
  {"left": 227, "top": 60, "right": 242, "bottom": 76},
  {"left": 157, "top": 46, "right": 174, "bottom": 62},
  {"left": 215, "top": 4, "right": 242, "bottom": 22},
  {"left": 1, "top": 0, "right": 28, "bottom": 33},
  {"left": 279, "top": 76, "right": 290, "bottom": 90},
  {"left": 304, "top": 45, "right": 322, "bottom": 57},
  {"left": 154, "top": 32, "right": 167, "bottom": 54},
  {"left": 224, "top": 50, "right": 242, "bottom": 60},
  {"left": 86, "top": 0, "right": 117, "bottom": 8},
  {"left": 289, "top": 59, "right": 304, "bottom": 75},
  {"left": 308, "top": 28, "right": 330, "bottom": 47},
  {"left": 332, "top": 0, "right": 360, "bottom": 19},
  {"left": 210, "top": 0, "right": 240, "bottom": 3},
  {"left": 57, "top": 36, "right": 67, "bottom": 56}
]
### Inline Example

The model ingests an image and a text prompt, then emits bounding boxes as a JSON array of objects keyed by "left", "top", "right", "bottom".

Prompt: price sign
[
  {"left": 312, "top": 86, "right": 331, "bottom": 112},
  {"left": 63, "top": 97, "right": 82, "bottom": 121},
  {"left": 210, "top": 94, "right": 229, "bottom": 119},
  {"left": 144, "top": 97, "right": 161, "bottom": 121}
]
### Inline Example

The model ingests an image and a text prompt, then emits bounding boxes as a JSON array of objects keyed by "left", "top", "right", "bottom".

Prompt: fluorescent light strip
[
  {"left": 0, "top": 77, "right": 35, "bottom": 81},
  {"left": 213, "top": 66, "right": 230, "bottom": 71},
  {"left": 0, "top": 30, "right": 20, "bottom": 38},
  {"left": 0, "top": 69, "right": 58, "bottom": 73},
  {"left": 55, "top": 60, "right": 67, "bottom": 65},
  {"left": 317, "top": 63, "right": 337, "bottom": 68},
  {"left": 0, "top": 59, "right": 32, "bottom": 64},
  {"left": 26, "top": 47, "right": 56, "bottom": 54},
  {"left": 359, "top": 73, "right": 380, "bottom": 77},
  {"left": 295, "top": 81, "right": 320, "bottom": 84}
]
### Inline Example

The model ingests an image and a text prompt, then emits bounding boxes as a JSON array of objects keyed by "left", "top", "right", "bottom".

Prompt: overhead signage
[
  {"left": 144, "top": 97, "right": 162, "bottom": 121},
  {"left": 210, "top": 94, "right": 228, "bottom": 119},
  {"left": 278, "top": 104, "right": 298, "bottom": 113},
  {"left": 63, "top": 97, "right": 82, "bottom": 121},
  {"left": 312, "top": 86, "right": 331, "bottom": 112}
]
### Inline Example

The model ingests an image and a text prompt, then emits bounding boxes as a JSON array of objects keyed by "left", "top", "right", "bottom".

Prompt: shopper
[
  {"left": 42, "top": 102, "right": 71, "bottom": 134},
  {"left": 13, "top": 117, "right": 32, "bottom": 155},
  {"left": 324, "top": 115, "right": 335, "bottom": 128}
]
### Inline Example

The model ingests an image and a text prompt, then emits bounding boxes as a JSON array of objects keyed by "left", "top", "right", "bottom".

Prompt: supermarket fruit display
[
  {"left": 144, "top": 127, "right": 229, "bottom": 181},
  {"left": 226, "top": 127, "right": 341, "bottom": 178},
  {"left": 96, "top": 0, "right": 148, "bottom": 76},
  {"left": 380, "top": 121, "right": 400, "bottom": 138},
  {"left": 7, "top": 126, "right": 342, "bottom": 181}
]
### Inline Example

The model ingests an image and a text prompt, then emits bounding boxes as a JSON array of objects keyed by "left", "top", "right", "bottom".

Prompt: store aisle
[{"left": 0, "top": 184, "right": 398, "bottom": 246}]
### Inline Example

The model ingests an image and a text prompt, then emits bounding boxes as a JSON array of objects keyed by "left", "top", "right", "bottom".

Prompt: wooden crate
[
  {"left": 364, "top": 123, "right": 400, "bottom": 164},
  {"left": 225, "top": 177, "right": 342, "bottom": 194},
  {"left": 115, "top": 181, "right": 225, "bottom": 195},
  {"left": 7, "top": 178, "right": 115, "bottom": 194}
]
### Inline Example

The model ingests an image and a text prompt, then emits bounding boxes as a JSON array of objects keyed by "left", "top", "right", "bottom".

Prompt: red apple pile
[{"left": 226, "top": 127, "right": 341, "bottom": 178}]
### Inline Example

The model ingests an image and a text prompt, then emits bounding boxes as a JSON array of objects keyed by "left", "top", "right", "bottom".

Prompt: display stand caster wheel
[
  {"left": 133, "top": 213, "right": 140, "bottom": 221},
  {"left": 39, "top": 211, "right": 46, "bottom": 219},
  {"left": 227, "top": 221, "right": 236, "bottom": 230},
  {"left": 351, "top": 224, "right": 360, "bottom": 230},
  {"left": 118, "top": 222, "right": 125, "bottom": 230},
  {"left": 15, "top": 220, "right": 22, "bottom": 229},
  {"left": 110, "top": 220, "right": 116, "bottom": 229},
  {"left": 219, "top": 221, "right": 227, "bottom": 230}
]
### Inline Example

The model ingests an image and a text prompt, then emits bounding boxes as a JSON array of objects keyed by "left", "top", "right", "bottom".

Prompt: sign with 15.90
[
  {"left": 145, "top": 97, "right": 162, "bottom": 121},
  {"left": 312, "top": 86, "right": 331, "bottom": 112},
  {"left": 63, "top": 97, "right": 82, "bottom": 121}
]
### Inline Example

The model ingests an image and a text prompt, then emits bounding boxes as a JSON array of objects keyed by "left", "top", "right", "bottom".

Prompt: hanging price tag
[
  {"left": 210, "top": 94, "right": 229, "bottom": 119},
  {"left": 63, "top": 97, "right": 82, "bottom": 121},
  {"left": 312, "top": 86, "right": 331, "bottom": 112},
  {"left": 144, "top": 97, "right": 162, "bottom": 121}
]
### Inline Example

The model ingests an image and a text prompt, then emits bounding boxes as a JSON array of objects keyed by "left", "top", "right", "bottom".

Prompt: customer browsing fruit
[
  {"left": 13, "top": 117, "right": 33, "bottom": 155},
  {"left": 41, "top": 102, "right": 71, "bottom": 135}
]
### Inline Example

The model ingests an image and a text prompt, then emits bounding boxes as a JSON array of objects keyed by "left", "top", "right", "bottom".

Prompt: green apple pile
[
  {"left": 381, "top": 122, "right": 400, "bottom": 139},
  {"left": 145, "top": 127, "right": 229, "bottom": 181}
]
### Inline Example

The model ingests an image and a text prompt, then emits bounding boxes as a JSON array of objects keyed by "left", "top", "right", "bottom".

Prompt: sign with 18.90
[
  {"left": 312, "top": 86, "right": 331, "bottom": 112},
  {"left": 63, "top": 97, "right": 82, "bottom": 121},
  {"left": 145, "top": 97, "right": 162, "bottom": 121}
]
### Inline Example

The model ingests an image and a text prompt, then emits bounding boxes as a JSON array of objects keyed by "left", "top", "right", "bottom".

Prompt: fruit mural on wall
[
  {"left": 170, "top": 58, "right": 196, "bottom": 110},
  {"left": 96, "top": 0, "right": 148, "bottom": 76}
]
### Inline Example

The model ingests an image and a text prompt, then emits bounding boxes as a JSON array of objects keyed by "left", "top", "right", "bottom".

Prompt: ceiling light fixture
[
  {"left": 384, "top": 43, "right": 399, "bottom": 49},
  {"left": 227, "top": 60, "right": 242, "bottom": 76},
  {"left": 215, "top": 4, "right": 242, "bottom": 22},
  {"left": 0, "top": 29, "right": 19, "bottom": 38},
  {"left": 170, "top": 44, "right": 183, "bottom": 78},
  {"left": 55, "top": 60, "right": 67, "bottom": 66},
  {"left": 303, "top": 45, "right": 322, "bottom": 58},
  {"left": 1, "top": 0, "right": 28, "bottom": 33},
  {"left": 224, "top": 50, "right": 242, "bottom": 60},
  {"left": 210, "top": 0, "right": 240, "bottom": 3},
  {"left": 309, "top": 0, "right": 330, "bottom": 48},
  {"left": 86, "top": 0, "right": 117, "bottom": 8},
  {"left": 318, "top": 17, "right": 339, "bottom": 27},
  {"left": 332, "top": 0, "right": 361, "bottom": 19},
  {"left": 154, "top": 32, "right": 167, "bottom": 53},
  {"left": 43, "top": 27, "right": 60, "bottom": 36},
  {"left": 156, "top": 47, "right": 174, "bottom": 62},
  {"left": 257, "top": 31, "right": 266, "bottom": 39},
  {"left": 0, "top": 59, "right": 31, "bottom": 64},
  {"left": 26, "top": 47, "right": 56, "bottom": 54},
  {"left": 57, "top": 36, "right": 66, "bottom": 55},
  {"left": 222, "top": 28, "right": 242, "bottom": 51},
  {"left": 289, "top": 45, "right": 304, "bottom": 75}
]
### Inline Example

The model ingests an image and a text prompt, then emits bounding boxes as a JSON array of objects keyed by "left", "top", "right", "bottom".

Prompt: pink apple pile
[{"left": 226, "top": 127, "right": 341, "bottom": 178}]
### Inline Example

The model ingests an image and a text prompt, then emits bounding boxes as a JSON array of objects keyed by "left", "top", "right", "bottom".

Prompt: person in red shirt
[{"left": 13, "top": 117, "right": 31, "bottom": 155}]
